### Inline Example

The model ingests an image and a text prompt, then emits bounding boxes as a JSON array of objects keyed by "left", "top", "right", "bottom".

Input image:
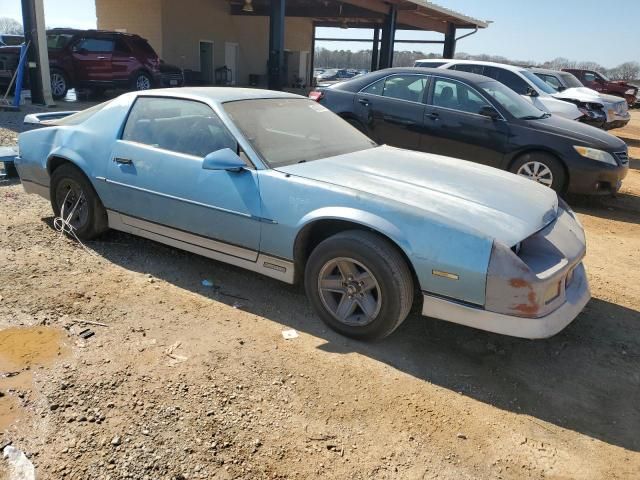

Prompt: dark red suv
[
  {"left": 563, "top": 68, "right": 638, "bottom": 107},
  {"left": 0, "top": 29, "right": 183, "bottom": 99}
]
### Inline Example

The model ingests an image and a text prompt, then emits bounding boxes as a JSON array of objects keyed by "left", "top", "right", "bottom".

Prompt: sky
[{"left": 0, "top": 0, "right": 638, "bottom": 68}]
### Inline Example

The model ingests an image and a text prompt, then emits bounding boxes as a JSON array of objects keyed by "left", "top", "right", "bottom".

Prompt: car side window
[
  {"left": 381, "top": 75, "right": 428, "bottom": 103},
  {"left": 452, "top": 64, "right": 484, "bottom": 75},
  {"left": 483, "top": 67, "right": 529, "bottom": 95},
  {"left": 583, "top": 72, "right": 595, "bottom": 82},
  {"left": 75, "top": 38, "right": 115, "bottom": 53},
  {"left": 431, "top": 78, "right": 492, "bottom": 115},
  {"left": 361, "top": 78, "right": 385, "bottom": 95},
  {"left": 114, "top": 38, "right": 131, "bottom": 54},
  {"left": 538, "top": 74, "right": 561, "bottom": 91},
  {"left": 122, "top": 97, "right": 237, "bottom": 158}
]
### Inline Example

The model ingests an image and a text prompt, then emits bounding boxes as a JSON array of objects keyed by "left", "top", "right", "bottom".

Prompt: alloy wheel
[
  {"left": 317, "top": 257, "right": 382, "bottom": 327},
  {"left": 50, "top": 73, "right": 66, "bottom": 98},
  {"left": 516, "top": 161, "right": 554, "bottom": 187},
  {"left": 55, "top": 178, "right": 89, "bottom": 230},
  {"left": 136, "top": 75, "right": 151, "bottom": 90}
]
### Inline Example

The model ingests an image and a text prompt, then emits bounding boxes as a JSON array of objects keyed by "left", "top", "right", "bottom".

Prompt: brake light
[{"left": 308, "top": 90, "right": 324, "bottom": 102}]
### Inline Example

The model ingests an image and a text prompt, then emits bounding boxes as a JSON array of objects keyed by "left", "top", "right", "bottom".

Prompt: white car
[
  {"left": 530, "top": 67, "right": 630, "bottom": 130},
  {"left": 415, "top": 59, "right": 583, "bottom": 121}
]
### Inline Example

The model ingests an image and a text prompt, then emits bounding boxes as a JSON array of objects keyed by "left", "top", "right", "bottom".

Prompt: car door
[
  {"left": 354, "top": 74, "right": 428, "bottom": 150},
  {"left": 104, "top": 96, "right": 261, "bottom": 257},
  {"left": 421, "top": 76, "right": 509, "bottom": 167},
  {"left": 111, "top": 37, "right": 133, "bottom": 84},
  {"left": 71, "top": 37, "right": 114, "bottom": 83}
]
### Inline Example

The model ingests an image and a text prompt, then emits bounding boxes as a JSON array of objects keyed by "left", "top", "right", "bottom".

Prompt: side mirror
[
  {"left": 479, "top": 106, "right": 500, "bottom": 120},
  {"left": 202, "top": 148, "right": 245, "bottom": 172},
  {"left": 526, "top": 87, "right": 539, "bottom": 97},
  {"left": 556, "top": 85, "right": 566, "bottom": 92}
]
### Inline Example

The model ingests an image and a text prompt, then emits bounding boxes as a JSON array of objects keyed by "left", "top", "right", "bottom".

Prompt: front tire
[
  {"left": 131, "top": 71, "right": 153, "bottom": 91},
  {"left": 50, "top": 163, "right": 108, "bottom": 240},
  {"left": 305, "top": 230, "right": 414, "bottom": 340},
  {"left": 510, "top": 152, "right": 566, "bottom": 193}
]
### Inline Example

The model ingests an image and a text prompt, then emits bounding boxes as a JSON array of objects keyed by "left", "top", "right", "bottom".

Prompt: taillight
[{"left": 308, "top": 90, "right": 324, "bottom": 102}]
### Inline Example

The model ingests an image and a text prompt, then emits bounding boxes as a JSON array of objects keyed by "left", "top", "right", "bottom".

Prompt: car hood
[
  {"left": 276, "top": 146, "right": 559, "bottom": 246},
  {"left": 525, "top": 114, "right": 627, "bottom": 149},
  {"left": 553, "top": 87, "right": 602, "bottom": 102},
  {"left": 533, "top": 94, "right": 582, "bottom": 119}
]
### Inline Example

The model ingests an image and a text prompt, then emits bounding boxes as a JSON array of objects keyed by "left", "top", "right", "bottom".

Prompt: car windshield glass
[
  {"left": 47, "top": 33, "right": 74, "bottom": 49},
  {"left": 2, "top": 36, "right": 23, "bottom": 46},
  {"left": 559, "top": 72, "right": 583, "bottom": 88},
  {"left": 519, "top": 70, "right": 556, "bottom": 94},
  {"left": 223, "top": 98, "right": 376, "bottom": 168},
  {"left": 480, "top": 81, "right": 547, "bottom": 119}
]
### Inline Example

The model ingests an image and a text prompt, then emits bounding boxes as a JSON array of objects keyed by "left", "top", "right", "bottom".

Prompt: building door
[
  {"left": 224, "top": 42, "right": 239, "bottom": 85},
  {"left": 199, "top": 41, "right": 214, "bottom": 84}
]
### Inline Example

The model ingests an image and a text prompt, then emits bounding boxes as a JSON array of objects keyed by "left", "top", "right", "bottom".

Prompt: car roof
[
  {"left": 528, "top": 67, "right": 562, "bottom": 75},
  {"left": 47, "top": 28, "right": 145, "bottom": 39},
  {"left": 135, "top": 87, "right": 304, "bottom": 104},
  {"left": 330, "top": 67, "right": 497, "bottom": 92}
]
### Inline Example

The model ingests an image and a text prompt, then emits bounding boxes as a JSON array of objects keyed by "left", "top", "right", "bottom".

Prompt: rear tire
[
  {"left": 50, "top": 163, "right": 108, "bottom": 240},
  {"left": 510, "top": 152, "right": 566, "bottom": 193},
  {"left": 305, "top": 230, "right": 414, "bottom": 340},
  {"left": 50, "top": 69, "right": 69, "bottom": 99}
]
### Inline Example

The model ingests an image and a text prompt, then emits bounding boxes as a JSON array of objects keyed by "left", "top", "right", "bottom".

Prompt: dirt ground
[{"left": 0, "top": 105, "right": 639, "bottom": 480}]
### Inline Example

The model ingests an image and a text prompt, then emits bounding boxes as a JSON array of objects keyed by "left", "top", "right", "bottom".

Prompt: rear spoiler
[{"left": 23, "top": 111, "right": 79, "bottom": 125}]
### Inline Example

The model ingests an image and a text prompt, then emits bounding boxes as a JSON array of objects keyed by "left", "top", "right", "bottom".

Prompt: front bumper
[
  {"left": 421, "top": 263, "right": 590, "bottom": 339},
  {"left": 566, "top": 156, "right": 629, "bottom": 195},
  {"left": 604, "top": 117, "right": 631, "bottom": 130}
]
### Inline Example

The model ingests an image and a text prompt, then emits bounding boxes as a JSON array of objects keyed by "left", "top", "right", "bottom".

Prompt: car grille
[{"left": 614, "top": 151, "right": 629, "bottom": 166}]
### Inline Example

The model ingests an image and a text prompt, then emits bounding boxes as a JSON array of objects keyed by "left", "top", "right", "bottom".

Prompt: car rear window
[{"left": 52, "top": 100, "right": 113, "bottom": 126}]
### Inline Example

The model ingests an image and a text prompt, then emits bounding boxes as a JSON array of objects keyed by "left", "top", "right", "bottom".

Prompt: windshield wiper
[{"left": 520, "top": 113, "right": 550, "bottom": 120}]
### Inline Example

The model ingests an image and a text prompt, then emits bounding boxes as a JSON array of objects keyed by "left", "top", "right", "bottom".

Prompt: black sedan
[{"left": 311, "top": 68, "right": 629, "bottom": 195}]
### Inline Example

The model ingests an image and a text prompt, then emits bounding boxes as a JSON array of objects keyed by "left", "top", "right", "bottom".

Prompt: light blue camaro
[{"left": 15, "top": 88, "right": 590, "bottom": 340}]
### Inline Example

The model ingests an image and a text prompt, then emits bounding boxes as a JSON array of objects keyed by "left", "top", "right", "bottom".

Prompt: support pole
[
  {"left": 268, "top": 0, "right": 286, "bottom": 90},
  {"left": 443, "top": 22, "right": 456, "bottom": 59},
  {"left": 378, "top": 5, "right": 397, "bottom": 69},
  {"left": 21, "top": 0, "right": 53, "bottom": 105},
  {"left": 370, "top": 26, "right": 380, "bottom": 72}
]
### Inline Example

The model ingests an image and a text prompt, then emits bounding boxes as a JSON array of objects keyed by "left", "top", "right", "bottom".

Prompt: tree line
[{"left": 314, "top": 47, "right": 640, "bottom": 81}]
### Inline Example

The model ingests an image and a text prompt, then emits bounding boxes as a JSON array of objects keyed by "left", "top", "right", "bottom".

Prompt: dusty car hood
[
  {"left": 525, "top": 114, "right": 628, "bottom": 150},
  {"left": 277, "top": 146, "right": 558, "bottom": 246}
]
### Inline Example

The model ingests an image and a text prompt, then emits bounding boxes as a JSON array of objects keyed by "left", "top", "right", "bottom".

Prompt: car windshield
[
  {"left": 559, "top": 72, "right": 583, "bottom": 88},
  {"left": 598, "top": 72, "right": 610, "bottom": 81},
  {"left": 223, "top": 98, "right": 376, "bottom": 168},
  {"left": 519, "top": 70, "right": 557, "bottom": 94},
  {"left": 479, "top": 80, "right": 548, "bottom": 120},
  {"left": 2, "top": 35, "right": 23, "bottom": 46}
]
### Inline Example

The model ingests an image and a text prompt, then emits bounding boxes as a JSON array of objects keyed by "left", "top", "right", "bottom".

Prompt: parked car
[
  {"left": 563, "top": 68, "right": 638, "bottom": 107},
  {"left": 0, "top": 28, "right": 184, "bottom": 99},
  {"left": 530, "top": 67, "right": 630, "bottom": 130},
  {"left": 314, "top": 68, "right": 359, "bottom": 87},
  {"left": 311, "top": 68, "right": 629, "bottom": 195},
  {"left": 15, "top": 87, "right": 590, "bottom": 340},
  {"left": 414, "top": 59, "right": 599, "bottom": 126},
  {"left": 0, "top": 34, "right": 24, "bottom": 46}
]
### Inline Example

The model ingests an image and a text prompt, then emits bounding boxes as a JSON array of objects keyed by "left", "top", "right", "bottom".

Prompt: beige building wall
[
  {"left": 95, "top": 0, "right": 313, "bottom": 86},
  {"left": 95, "top": 0, "right": 164, "bottom": 57}
]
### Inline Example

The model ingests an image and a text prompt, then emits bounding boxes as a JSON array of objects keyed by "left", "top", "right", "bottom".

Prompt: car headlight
[
  {"left": 573, "top": 146, "right": 617, "bottom": 166},
  {"left": 625, "top": 88, "right": 636, "bottom": 95}
]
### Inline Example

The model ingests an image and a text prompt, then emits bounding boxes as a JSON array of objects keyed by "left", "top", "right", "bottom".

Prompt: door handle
[
  {"left": 97, "top": 56, "right": 107, "bottom": 60},
  {"left": 358, "top": 98, "right": 370, "bottom": 106},
  {"left": 425, "top": 112, "right": 439, "bottom": 120},
  {"left": 114, "top": 157, "right": 133, "bottom": 165}
]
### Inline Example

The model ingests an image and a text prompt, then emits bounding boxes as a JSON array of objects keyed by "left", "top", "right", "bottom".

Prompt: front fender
[{"left": 296, "top": 206, "right": 413, "bottom": 257}]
